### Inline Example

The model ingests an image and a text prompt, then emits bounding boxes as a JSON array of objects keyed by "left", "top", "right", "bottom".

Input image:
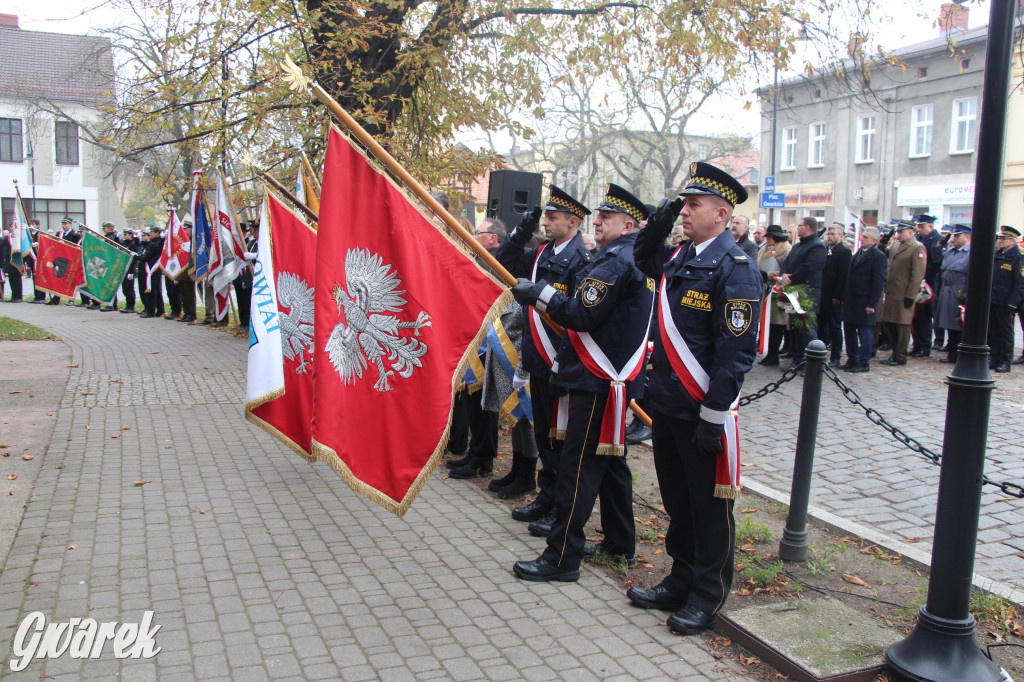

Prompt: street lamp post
[
  {"left": 767, "top": 62, "right": 778, "bottom": 227},
  {"left": 885, "top": 1, "right": 1014, "bottom": 679},
  {"left": 25, "top": 140, "right": 36, "bottom": 216}
]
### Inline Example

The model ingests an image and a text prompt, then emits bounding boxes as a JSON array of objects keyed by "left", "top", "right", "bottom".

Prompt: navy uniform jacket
[
  {"left": 992, "top": 246, "right": 1024, "bottom": 308},
  {"left": 524, "top": 233, "right": 653, "bottom": 398},
  {"left": 917, "top": 229, "right": 943, "bottom": 289},
  {"left": 784, "top": 233, "right": 827, "bottom": 304},
  {"left": 842, "top": 246, "right": 888, "bottom": 328},
  {"left": 635, "top": 228, "right": 762, "bottom": 422},
  {"left": 495, "top": 230, "right": 592, "bottom": 378}
]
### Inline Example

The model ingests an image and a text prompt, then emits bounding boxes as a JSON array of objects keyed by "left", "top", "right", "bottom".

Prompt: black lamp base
[{"left": 885, "top": 606, "right": 1002, "bottom": 682}]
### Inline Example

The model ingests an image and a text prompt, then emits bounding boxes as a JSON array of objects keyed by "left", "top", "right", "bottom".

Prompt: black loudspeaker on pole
[{"left": 885, "top": 2, "right": 1014, "bottom": 681}]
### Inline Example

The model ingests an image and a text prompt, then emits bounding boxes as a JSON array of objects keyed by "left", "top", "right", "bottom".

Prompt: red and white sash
[
  {"left": 659, "top": 246, "right": 742, "bottom": 499},
  {"left": 757, "top": 283, "right": 781, "bottom": 356},
  {"left": 567, "top": 309, "right": 651, "bottom": 456},
  {"left": 529, "top": 243, "right": 570, "bottom": 439}
]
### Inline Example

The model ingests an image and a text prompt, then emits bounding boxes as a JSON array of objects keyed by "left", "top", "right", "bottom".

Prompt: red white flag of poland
[
  {"left": 159, "top": 209, "right": 191, "bottom": 279},
  {"left": 312, "top": 127, "right": 509, "bottom": 515},
  {"left": 245, "top": 191, "right": 317, "bottom": 461}
]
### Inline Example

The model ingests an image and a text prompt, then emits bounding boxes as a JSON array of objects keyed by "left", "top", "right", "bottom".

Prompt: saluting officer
[
  {"left": 510, "top": 184, "right": 654, "bottom": 582},
  {"left": 990, "top": 226, "right": 1024, "bottom": 373},
  {"left": 631, "top": 162, "right": 762, "bottom": 635},
  {"left": 494, "top": 186, "right": 593, "bottom": 531}
]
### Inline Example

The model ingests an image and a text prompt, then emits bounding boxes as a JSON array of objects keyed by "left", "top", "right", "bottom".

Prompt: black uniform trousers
[
  {"left": 988, "top": 305, "right": 1015, "bottom": 366},
  {"left": 121, "top": 276, "right": 136, "bottom": 309},
  {"left": 541, "top": 389, "right": 633, "bottom": 571},
  {"left": 465, "top": 389, "right": 498, "bottom": 462},
  {"left": 912, "top": 301, "right": 933, "bottom": 353},
  {"left": 650, "top": 410, "right": 735, "bottom": 615},
  {"left": 4, "top": 265, "right": 23, "bottom": 300},
  {"left": 179, "top": 277, "right": 196, "bottom": 319},
  {"left": 448, "top": 389, "right": 470, "bottom": 456},
  {"left": 530, "top": 375, "right": 563, "bottom": 508},
  {"left": 817, "top": 308, "right": 843, "bottom": 361},
  {"left": 165, "top": 275, "right": 182, "bottom": 317},
  {"left": 233, "top": 276, "right": 251, "bottom": 328}
]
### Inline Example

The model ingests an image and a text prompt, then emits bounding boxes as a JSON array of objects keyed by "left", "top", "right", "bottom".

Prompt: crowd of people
[{"left": 0, "top": 216, "right": 258, "bottom": 331}]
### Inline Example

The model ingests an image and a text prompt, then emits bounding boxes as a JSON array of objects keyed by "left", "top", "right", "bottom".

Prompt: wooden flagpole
[
  {"left": 280, "top": 57, "right": 651, "bottom": 428},
  {"left": 299, "top": 150, "right": 322, "bottom": 196}
]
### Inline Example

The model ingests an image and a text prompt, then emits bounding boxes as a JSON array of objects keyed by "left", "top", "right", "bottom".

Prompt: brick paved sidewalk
[{"left": 0, "top": 304, "right": 750, "bottom": 681}]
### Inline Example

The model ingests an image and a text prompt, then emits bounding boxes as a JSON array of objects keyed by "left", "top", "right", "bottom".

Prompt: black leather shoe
[
  {"left": 119, "top": 308, "right": 135, "bottom": 313},
  {"left": 448, "top": 458, "right": 493, "bottom": 479},
  {"left": 445, "top": 453, "right": 472, "bottom": 470},
  {"left": 758, "top": 356, "right": 779, "bottom": 366},
  {"left": 779, "top": 349, "right": 794, "bottom": 359},
  {"left": 583, "top": 542, "right": 636, "bottom": 567},
  {"left": 625, "top": 425, "right": 651, "bottom": 445},
  {"left": 939, "top": 357, "right": 956, "bottom": 364},
  {"left": 878, "top": 342, "right": 891, "bottom": 351},
  {"left": 512, "top": 499, "right": 550, "bottom": 522},
  {"left": 139, "top": 313, "right": 156, "bottom": 318},
  {"left": 847, "top": 365, "right": 869, "bottom": 373},
  {"left": 178, "top": 316, "right": 195, "bottom": 323},
  {"left": 512, "top": 558, "right": 579, "bottom": 583},
  {"left": 839, "top": 361, "right": 856, "bottom": 370},
  {"left": 880, "top": 358, "right": 905, "bottom": 366},
  {"left": 994, "top": 363, "right": 1011, "bottom": 373},
  {"left": 528, "top": 512, "right": 555, "bottom": 537},
  {"left": 626, "top": 584, "right": 686, "bottom": 610},
  {"left": 667, "top": 604, "right": 716, "bottom": 635},
  {"left": 1014, "top": 356, "right": 1024, "bottom": 365},
  {"left": 100, "top": 306, "right": 117, "bottom": 312}
]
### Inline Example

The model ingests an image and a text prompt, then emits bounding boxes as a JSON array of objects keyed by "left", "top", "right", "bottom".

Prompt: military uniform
[
  {"left": 990, "top": 226, "right": 1024, "bottom": 371},
  {"left": 880, "top": 224, "right": 927, "bottom": 364},
  {"left": 119, "top": 231, "right": 139, "bottom": 312},
  {"left": 631, "top": 163, "right": 761, "bottom": 634},
  {"left": 911, "top": 215, "right": 943, "bottom": 356},
  {"left": 494, "top": 186, "right": 593, "bottom": 519},
  {"left": 936, "top": 227, "right": 971, "bottom": 362},
  {"left": 511, "top": 184, "right": 653, "bottom": 581}
]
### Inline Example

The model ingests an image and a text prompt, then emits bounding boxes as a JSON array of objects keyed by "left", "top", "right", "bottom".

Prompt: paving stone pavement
[
  {"left": 0, "top": 303, "right": 752, "bottom": 681},
  {"left": 739, "top": 341, "right": 1024, "bottom": 600}
]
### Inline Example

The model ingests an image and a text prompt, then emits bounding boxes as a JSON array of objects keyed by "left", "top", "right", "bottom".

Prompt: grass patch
[
  {"left": 638, "top": 528, "right": 658, "bottom": 543},
  {"left": 630, "top": 470, "right": 640, "bottom": 484},
  {"left": 740, "top": 559, "right": 784, "bottom": 588},
  {"left": 735, "top": 515, "right": 774, "bottom": 543},
  {"left": 0, "top": 317, "right": 55, "bottom": 341},
  {"left": 589, "top": 548, "right": 631, "bottom": 576},
  {"left": 970, "top": 589, "right": 1018, "bottom": 627}
]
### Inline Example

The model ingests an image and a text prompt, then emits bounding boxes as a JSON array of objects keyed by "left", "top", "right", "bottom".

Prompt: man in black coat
[
  {"left": 818, "top": 224, "right": 852, "bottom": 366},
  {"left": 910, "top": 215, "right": 943, "bottom": 357},
  {"left": 841, "top": 227, "right": 888, "bottom": 372},
  {"left": 778, "top": 216, "right": 826, "bottom": 369},
  {"left": 990, "top": 226, "right": 1024, "bottom": 373}
]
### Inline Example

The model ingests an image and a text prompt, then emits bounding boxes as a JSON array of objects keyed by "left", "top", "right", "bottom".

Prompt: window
[
  {"left": 781, "top": 127, "right": 797, "bottom": 170},
  {"left": 808, "top": 122, "right": 826, "bottom": 168},
  {"left": 918, "top": 67, "right": 928, "bottom": 78},
  {"left": 862, "top": 210, "right": 878, "bottom": 227},
  {"left": 855, "top": 116, "right": 875, "bottom": 163},
  {"left": 55, "top": 121, "right": 79, "bottom": 166},
  {"left": 950, "top": 98, "right": 977, "bottom": 154},
  {"left": 1, "top": 197, "right": 85, "bottom": 232},
  {"left": 960, "top": 59, "right": 971, "bottom": 71},
  {"left": 0, "top": 118, "right": 23, "bottom": 163},
  {"left": 909, "top": 104, "right": 933, "bottom": 157}
]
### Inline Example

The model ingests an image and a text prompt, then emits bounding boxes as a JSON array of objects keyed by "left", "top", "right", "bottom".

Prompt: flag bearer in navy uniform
[
  {"left": 510, "top": 184, "right": 654, "bottom": 582},
  {"left": 494, "top": 186, "right": 593, "bottom": 529},
  {"left": 631, "top": 162, "right": 762, "bottom": 635},
  {"left": 990, "top": 226, "right": 1024, "bottom": 373}
]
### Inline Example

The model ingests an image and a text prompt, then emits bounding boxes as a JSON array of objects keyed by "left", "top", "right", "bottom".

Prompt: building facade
[
  {"left": 758, "top": 9, "right": 989, "bottom": 230},
  {"left": 0, "top": 14, "right": 124, "bottom": 231}
]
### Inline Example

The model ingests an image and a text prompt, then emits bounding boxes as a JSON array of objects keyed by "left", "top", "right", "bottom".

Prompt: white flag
[{"left": 245, "top": 195, "right": 284, "bottom": 405}]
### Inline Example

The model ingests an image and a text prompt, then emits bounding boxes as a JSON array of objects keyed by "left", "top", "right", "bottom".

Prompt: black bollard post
[
  {"left": 885, "top": 1, "right": 1011, "bottom": 680},
  {"left": 778, "top": 339, "right": 827, "bottom": 563}
]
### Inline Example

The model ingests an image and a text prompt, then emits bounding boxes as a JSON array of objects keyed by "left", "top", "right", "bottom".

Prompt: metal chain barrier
[
  {"left": 819, "top": 364, "right": 1024, "bottom": 500},
  {"left": 738, "top": 365, "right": 803, "bottom": 407}
]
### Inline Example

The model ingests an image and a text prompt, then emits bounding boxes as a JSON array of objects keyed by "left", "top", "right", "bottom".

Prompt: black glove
[
  {"left": 549, "top": 370, "right": 567, "bottom": 397},
  {"left": 646, "top": 197, "right": 684, "bottom": 237},
  {"left": 509, "top": 206, "right": 542, "bottom": 245},
  {"left": 510, "top": 277, "right": 533, "bottom": 305},
  {"left": 693, "top": 419, "right": 724, "bottom": 457},
  {"left": 903, "top": 297, "right": 914, "bottom": 310}
]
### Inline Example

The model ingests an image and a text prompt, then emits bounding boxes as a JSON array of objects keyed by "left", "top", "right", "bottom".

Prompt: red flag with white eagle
[
  {"left": 245, "top": 190, "right": 318, "bottom": 460},
  {"left": 311, "top": 127, "right": 509, "bottom": 515},
  {"left": 159, "top": 208, "right": 191, "bottom": 279}
]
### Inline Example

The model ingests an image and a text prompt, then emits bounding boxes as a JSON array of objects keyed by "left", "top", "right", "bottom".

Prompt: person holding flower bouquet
[{"left": 776, "top": 217, "right": 826, "bottom": 371}]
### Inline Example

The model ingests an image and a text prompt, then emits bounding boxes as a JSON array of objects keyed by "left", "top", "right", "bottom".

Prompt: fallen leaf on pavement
[
  {"left": 842, "top": 573, "right": 872, "bottom": 589},
  {"left": 740, "top": 654, "right": 760, "bottom": 667},
  {"left": 149, "top": 351, "right": 160, "bottom": 355},
  {"left": 110, "top": 434, "right": 120, "bottom": 439},
  {"left": 740, "top": 508, "right": 758, "bottom": 513},
  {"left": 85, "top": 425, "right": 90, "bottom": 430},
  {"left": 994, "top": 497, "right": 1013, "bottom": 503},
  {"left": 1, "top": 452, "right": 9, "bottom": 457},
  {"left": 67, "top": 545, "right": 76, "bottom": 550},
  {"left": 740, "top": 462, "right": 756, "bottom": 467},
  {"left": 29, "top": 580, "right": 38, "bottom": 586},
  {"left": 7, "top": 474, "right": 17, "bottom": 480},
  {"left": 653, "top": 549, "right": 662, "bottom": 555},
  {"left": 22, "top": 455, "right": 33, "bottom": 461},
  {"left": 9, "top": 391, "right": 21, "bottom": 395},
  {"left": 121, "top": 427, "right": 131, "bottom": 431},
  {"left": 80, "top": 392, "right": 94, "bottom": 396},
  {"left": 66, "top": 365, "right": 78, "bottom": 368},
  {"left": 905, "top": 537, "right": 924, "bottom": 543},
  {"left": 133, "top": 481, "right": 151, "bottom": 486},
  {"left": 885, "top": 619, "right": 894, "bottom": 627},
  {"left": 199, "top": 509, "right": 205, "bottom": 514},
  {"left": 1017, "top": 553, "right": 1024, "bottom": 559}
]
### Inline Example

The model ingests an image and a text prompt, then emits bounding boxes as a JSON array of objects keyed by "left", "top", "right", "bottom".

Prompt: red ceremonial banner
[
  {"left": 311, "top": 127, "right": 508, "bottom": 515},
  {"left": 34, "top": 233, "right": 85, "bottom": 298},
  {"left": 248, "top": 193, "right": 318, "bottom": 459}
]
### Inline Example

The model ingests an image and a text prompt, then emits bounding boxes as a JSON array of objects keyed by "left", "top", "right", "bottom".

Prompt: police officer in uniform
[
  {"left": 910, "top": 214, "right": 942, "bottom": 357},
  {"left": 990, "top": 226, "right": 1024, "bottom": 373},
  {"left": 631, "top": 162, "right": 762, "bottom": 635},
  {"left": 494, "top": 186, "right": 593, "bottom": 531},
  {"left": 510, "top": 184, "right": 654, "bottom": 581},
  {"left": 119, "top": 229, "right": 139, "bottom": 313}
]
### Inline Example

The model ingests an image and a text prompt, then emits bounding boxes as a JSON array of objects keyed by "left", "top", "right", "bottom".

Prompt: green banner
[{"left": 80, "top": 230, "right": 133, "bottom": 305}]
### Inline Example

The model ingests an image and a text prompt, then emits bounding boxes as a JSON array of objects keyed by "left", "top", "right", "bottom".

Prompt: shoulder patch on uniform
[
  {"left": 580, "top": 278, "right": 611, "bottom": 308},
  {"left": 733, "top": 254, "right": 748, "bottom": 261},
  {"left": 725, "top": 300, "right": 753, "bottom": 336},
  {"left": 646, "top": 277, "right": 655, "bottom": 292}
]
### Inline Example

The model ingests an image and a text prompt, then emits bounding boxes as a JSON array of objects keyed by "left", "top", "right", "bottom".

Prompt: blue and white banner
[{"left": 245, "top": 195, "right": 284, "bottom": 406}]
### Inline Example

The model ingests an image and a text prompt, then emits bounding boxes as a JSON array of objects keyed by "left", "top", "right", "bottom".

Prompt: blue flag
[{"left": 191, "top": 171, "right": 212, "bottom": 282}]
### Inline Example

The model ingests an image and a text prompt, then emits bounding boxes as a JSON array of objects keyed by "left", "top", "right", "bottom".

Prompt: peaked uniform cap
[
  {"left": 678, "top": 161, "right": 748, "bottom": 206},
  {"left": 998, "top": 225, "right": 1021, "bottom": 239},
  {"left": 952, "top": 224, "right": 972, "bottom": 234},
  {"left": 595, "top": 183, "right": 649, "bottom": 224},
  {"left": 896, "top": 220, "right": 916, "bottom": 231},
  {"left": 913, "top": 214, "right": 937, "bottom": 224},
  {"left": 544, "top": 184, "right": 591, "bottom": 218}
]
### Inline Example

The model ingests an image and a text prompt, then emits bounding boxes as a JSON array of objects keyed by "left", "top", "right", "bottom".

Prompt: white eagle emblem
[
  {"left": 325, "top": 248, "right": 432, "bottom": 392},
  {"left": 277, "top": 271, "right": 315, "bottom": 374}
]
